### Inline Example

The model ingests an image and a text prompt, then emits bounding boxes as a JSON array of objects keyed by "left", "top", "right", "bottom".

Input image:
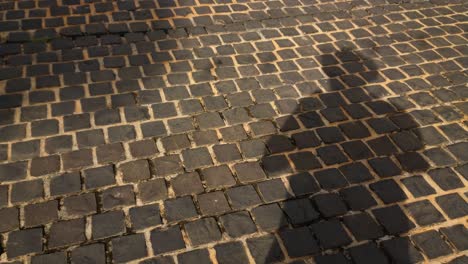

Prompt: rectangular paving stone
[
  {"left": 0, "top": 161, "right": 28, "bottom": 181},
  {"left": 83, "top": 165, "right": 116, "bottom": 189},
  {"left": 63, "top": 193, "right": 97, "bottom": 217},
  {"left": 130, "top": 204, "right": 162, "bottom": 230},
  {"left": 71, "top": 244, "right": 106, "bottom": 264},
  {"left": 111, "top": 234, "right": 147, "bottom": 263},
  {"left": 62, "top": 149, "right": 94, "bottom": 170},
  {"left": 184, "top": 217, "right": 222, "bottom": 246},
  {"left": 101, "top": 185, "right": 135, "bottom": 210},
  {"left": 24, "top": 201, "right": 58, "bottom": 227},
  {"left": 92, "top": 210, "right": 126, "bottom": 239},
  {"left": 48, "top": 218, "right": 86, "bottom": 248},
  {"left": 11, "top": 179, "right": 43, "bottom": 204},
  {"left": 7, "top": 228, "right": 43, "bottom": 258},
  {"left": 0, "top": 207, "right": 19, "bottom": 233}
]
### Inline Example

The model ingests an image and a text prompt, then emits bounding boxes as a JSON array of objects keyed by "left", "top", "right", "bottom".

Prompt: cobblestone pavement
[{"left": 0, "top": 0, "right": 467, "bottom": 263}]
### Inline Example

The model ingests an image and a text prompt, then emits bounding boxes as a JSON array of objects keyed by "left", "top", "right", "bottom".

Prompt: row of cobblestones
[{"left": 0, "top": 0, "right": 467, "bottom": 263}]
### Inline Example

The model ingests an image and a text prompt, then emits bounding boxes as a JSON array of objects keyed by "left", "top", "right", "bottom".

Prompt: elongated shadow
[{"left": 261, "top": 47, "right": 427, "bottom": 264}]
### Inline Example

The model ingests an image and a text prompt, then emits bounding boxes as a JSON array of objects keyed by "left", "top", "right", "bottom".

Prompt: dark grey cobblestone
[{"left": 0, "top": 0, "right": 466, "bottom": 263}]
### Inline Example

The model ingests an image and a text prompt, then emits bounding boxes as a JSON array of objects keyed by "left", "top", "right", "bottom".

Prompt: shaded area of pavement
[{"left": 0, "top": 0, "right": 467, "bottom": 264}]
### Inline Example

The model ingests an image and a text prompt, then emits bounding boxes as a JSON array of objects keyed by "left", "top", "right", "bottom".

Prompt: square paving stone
[
  {"left": 151, "top": 226, "right": 186, "bottom": 255},
  {"left": 279, "top": 227, "right": 319, "bottom": 257},
  {"left": 314, "top": 168, "right": 348, "bottom": 190},
  {"left": 161, "top": 134, "right": 191, "bottom": 152},
  {"left": 316, "top": 145, "right": 349, "bottom": 165},
  {"left": 201, "top": 165, "right": 236, "bottom": 189},
  {"left": 368, "top": 157, "right": 402, "bottom": 177},
  {"left": 282, "top": 198, "right": 320, "bottom": 225},
  {"left": 343, "top": 212, "right": 384, "bottom": 241},
  {"left": 171, "top": 172, "right": 204, "bottom": 196},
  {"left": 152, "top": 155, "right": 183, "bottom": 176},
  {"left": 197, "top": 191, "right": 230, "bottom": 215},
  {"left": 428, "top": 167, "right": 464, "bottom": 191},
  {"left": 440, "top": 224, "right": 468, "bottom": 251},
  {"left": 367, "top": 136, "right": 399, "bottom": 156},
  {"left": 340, "top": 185, "right": 377, "bottom": 211},
  {"left": 372, "top": 205, "right": 415, "bottom": 235},
  {"left": 265, "top": 135, "right": 296, "bottom": 154},
  {"left": 215, "top": 242, "right": 250, "bottom": 264},
  {"left": 234, "top": 162, "right": 267, "bottom": 183},
  {"left": 448, "top": 142, "right": 468, "bottom": 162},
  {"left": 182, "top": 147, "right": 213, "bottom": 170},
  {"left": 164, "top": 196, "right": 198, "bottom": 222},
  {"left": 62, "top": 149, "right": 94, "bottom": 170},
  {"left": 119, "top": 159, "right": 151, "bottom": 183},
  {"left": 341, "top": 140, "right": 373, "bottom": 160},
  {"left": 130, "top": 204, "right": 162, "bottom": 230},
  {"left": 0, "top": 207, "right": 19, "bottom": 232},
  {"left": 314, "top": 253, "right": 350, "bottom": 264},
  {"left": 411, "top": 230, "right": 453, "bottom": 259},
  {"left": 289, "top": 151, "right": 322, "bottom": 171},
  {"left": 247, "top": 234, "right": 284, "bottom": 264},
  {"left": 63, "top": 193, "right": 97, "bottom": 217},
  {"left": 96, "top": 143, "right": 126, "bottom": 164},
  {"left": 400, "top": 175, "right": 436, "bottom": 198},
  {"left": 177, "top": 249, "right": 211, "bottom": 264},
  {"left": 138, "top": 178, "right": 168, "bottom": 203},
  {"left": 396, "top": 152, "right": 430, "bottom": 172},
  {"left": 140, "top": 256, "right": 175, "bottom": 264},
  {"left": 71, "top": 243, "right": 106, "bottom": 264},
  {"left": 435, "top": 193, "right": 468, "bottom": 219},
  {"left": 381, "top": 237, "right": 424, "bottom": 264},
  {"left": 32, "top": 252, "right": 67, "bottom": 264},
  {"left": 226, "top": 185, "right": 262, "bottom": 210},
  {"left": 292, "top": 131, "right": 321, "bottom": 149},
  {"left": 92, "top": 210, "right": 126, "bottom": 239},
  {"left": 83, "top": 165, "right": 116, "bottom": 189},
  {"left": 213, "top": 144, "right": 242, "bottom": 163},
  {"left": 311, "top": 219, "right": 352, "bottom": 249},
  {"left": 313, "top": 193, "right": 347, "bottom": 218},
  {"left": 287, "top": 172, "right": 320, "bottom": 196},
  {"left": 50, "top": 172, "right": 82, "bottom": 196},
  {"left": 257, "top": 179, "right": 292, "bottom": 202},
  {"left": 129, "top": 139, "right": 158, "bottom": 158},
  {"left": 370, "top": 179, "right": 407, "bottom": 204},
  {"left": 423, "top": 148, "right": 457, "bottom": 167},
  {"left": 251, "top": 203, "right": 288, "bottom": 231},
  {"left": 404, "top": 200, "right": 445, "bottom": 226},
  {"left": 111, "top": 234, "right": 147, "bottom": 263},
  {"left": 261, "top": 155, "right": 293, "bottom": 177},
  {"left": 338, "top": 162, "right": 374, "bottom": 184},
  {"left": 101, "top": 185, "right": 135, "bottom": 210},
  {"left": 219, "top": 211, "right": 257, "bottom": 237},
  {"left": 349, "top": 242, "right": 389, "bottom": 264}
]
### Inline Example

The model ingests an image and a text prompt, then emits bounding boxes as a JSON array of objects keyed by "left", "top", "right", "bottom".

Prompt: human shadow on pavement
[{"left": 259, "top": 47, "right": 431, "bottom": 264}]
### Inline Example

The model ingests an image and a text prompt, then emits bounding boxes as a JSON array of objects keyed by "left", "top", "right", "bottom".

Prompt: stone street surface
[{"left": 0, "top": 0, "right": 467, "bottom": 263}]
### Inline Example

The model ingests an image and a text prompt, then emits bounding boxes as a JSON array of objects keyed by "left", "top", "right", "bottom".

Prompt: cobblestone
[{"left": 0, "top": 0, "right": 466, "bottom": 263}]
